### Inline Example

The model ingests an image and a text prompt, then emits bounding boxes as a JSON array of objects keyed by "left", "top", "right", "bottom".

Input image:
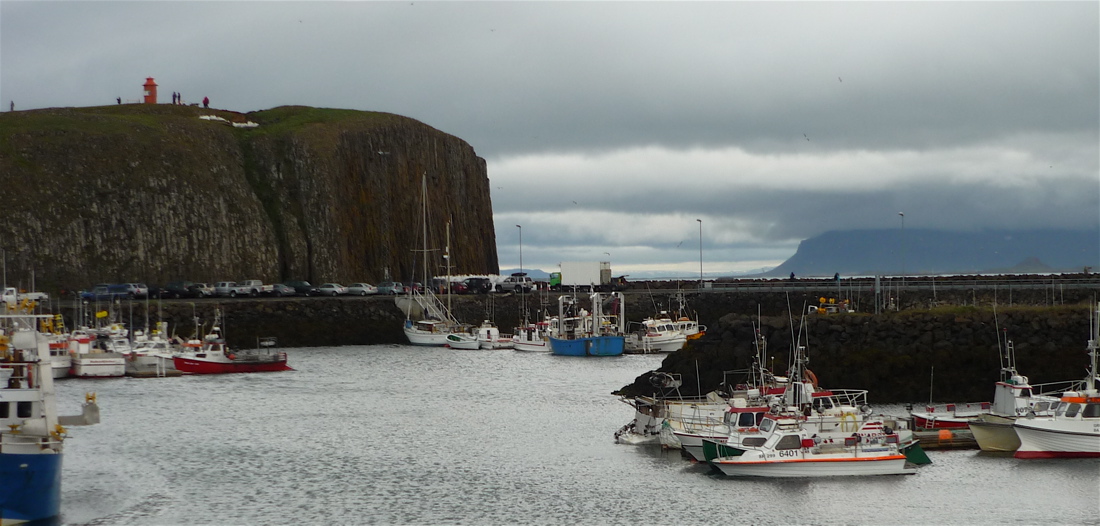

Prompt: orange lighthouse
[{"left": 143, "top": 77, "right": 158, "bottom": 104}]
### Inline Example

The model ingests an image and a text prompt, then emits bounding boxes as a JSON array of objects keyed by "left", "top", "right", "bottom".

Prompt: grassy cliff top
[{"left": 0, "top": 104, "right": 419, "bottom": 138}]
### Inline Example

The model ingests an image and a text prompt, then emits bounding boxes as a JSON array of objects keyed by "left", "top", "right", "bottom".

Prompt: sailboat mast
[
  {"left": 421, "top": 173, "right": 429, "bottom": 286},
  {"left": 446, "top": 220, "right": 452, "bottom": 316}
]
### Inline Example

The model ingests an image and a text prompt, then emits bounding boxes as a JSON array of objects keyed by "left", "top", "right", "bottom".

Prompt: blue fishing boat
[
  {"left": 549, "top": 292, "right": 626, "bottom": 357},
  {"left": 549, "top": 334, "right": 625, "bottom": 356},
  {"left": 1, "top": 314, "right": 71, "bottom": 523}
]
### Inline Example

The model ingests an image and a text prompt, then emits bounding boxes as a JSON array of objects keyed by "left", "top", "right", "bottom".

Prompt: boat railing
[
  {"left": 819, "top": 389, "right": 870, "bottom": 409},
  {"left": 0, "top": 432, "right": 63, "bottom": 453},
  {"left": 1031, "top": 378, "right": 1090, "bottom": 397}
]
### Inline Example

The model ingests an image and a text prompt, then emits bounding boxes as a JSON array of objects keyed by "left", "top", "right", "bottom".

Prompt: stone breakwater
[{"left": 618, "top": 304, "right": 1096, "bottom": 403}]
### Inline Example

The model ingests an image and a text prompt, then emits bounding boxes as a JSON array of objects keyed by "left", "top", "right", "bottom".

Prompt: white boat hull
[
  {"left": 70, "top": 353, "right": 126, "bottom": 377},
  {"left": 712, "top": 450, "right": 913, "bottom": 477},
  {"left": 1014, "top": 419, "right": 1100, "bottom": 458},
  {"left": 403, "top": 326, "right": 450, "bottom": 346},
  {"left": 513, "top": 340, "right": 549, "bottom": 352}
]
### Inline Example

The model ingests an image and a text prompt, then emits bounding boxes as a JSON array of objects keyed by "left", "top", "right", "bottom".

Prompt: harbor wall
[{"left": 58, "top": 286, "right": 1099, "bottom": 403}]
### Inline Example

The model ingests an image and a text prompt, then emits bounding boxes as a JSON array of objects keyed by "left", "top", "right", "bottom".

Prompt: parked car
[
  {"left": 80, "top": 285, "right": 114, "bottom": 301},
  {"left": 430, "top": 278, "right": 465, "bottom": 294},
  {"left": 122, "top": 283, "right": 149, "bottom": 298},
  {"left": 238, "top": 280, "right": 274, "bottom": 297},
  {"left": 271, "top": 283, "right": 297, "bottom": 297},
  {"left": 283, "top": 280, "right": 317, "bottom": 296},
  {"left": 164, "top": 281, "right": 198, "bottom": 299},
  {"left": 346, "top": 283, "right": 378, "bottom": 296},
  {"left": 189, "top": 282, "right": 215, "bottom": 298},
  {"left": 462, "top": 277, "right": 493, "bottom": 294},
  {"left": 377, "top": 282, "right": 407, "bottom": 295},
  {"left": 214, "top": 281, "right": 250, "bottom": 298},
  {"left": 495, "top": 274, "right": 534, "bottom": 293},
  {"left": 404, "top": 282, "right": 423, "bottom": 293},
  {"left": 146, "top": 284, "right": 168, "bottom": 299},
  {"left": 316, "top": 283, "right": 348, "bottom": 296}
]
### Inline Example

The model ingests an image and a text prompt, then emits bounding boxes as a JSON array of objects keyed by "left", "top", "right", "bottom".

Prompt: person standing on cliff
[
  {"left": 117, "top": 97, "right": 121, "bottom": 105},
  {"left": 203, "top": 96, "right": 209, "bottom": 108}
]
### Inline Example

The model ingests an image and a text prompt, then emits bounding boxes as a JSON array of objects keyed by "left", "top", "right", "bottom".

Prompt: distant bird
[
  {"left": 838, "top": 76, "right": 842, "bottom": 82},
  {"left": 803, "top": 133, "right": 809, "bottom": 141},
  {"left": 676, "top": 241, "right": 684, "bottom": 248},
  {"left": 572, "top": 200, "right": 578, "bottom": 204}
]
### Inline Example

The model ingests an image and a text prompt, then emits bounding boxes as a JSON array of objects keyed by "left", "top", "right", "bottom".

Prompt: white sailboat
[{"left": 400, "top": 175, "right": 470, "bottom": 346}]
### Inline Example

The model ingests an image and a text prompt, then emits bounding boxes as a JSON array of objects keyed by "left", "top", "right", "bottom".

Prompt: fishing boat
[
  {"left": 909, "top": 402, "right": 991, "bottom": 431},
  {"left": 967, "top": 340, "right": 1062, "bottom": 452},
  {"left": 624, "top": 313, "right": 687, "bottom": 354},
  {"left": 512, "top": 317, "right": 552, "bottom": 352},
  {"left": 615, "top": 383, "right": 734, "bottom": 446},
  {"left": 0, "top": 314, "right": 98, "bottom": 523},
  {"left": 1013, "top": 303, "right": 1100, "bottom": 459},
  {"left": 473, "top": 320, "right": 513, "bottom": 350},
  {"left": 708, "top": 413, "right": 916, "bottom": 477},
  {"left": 125, "top": 321, "right": 181, "bottom": 377},
  {"left": 173, "top": 314, "right": 290, "bottom": 374},
  {"left": 549, "top": 292, "right": 625, "bottom": 357},
  {"left": 67, "top": 328, "right": 126, "bottom": 377},
  {"left": 706, "top": 343, "right": 916, "bottom": 477}
]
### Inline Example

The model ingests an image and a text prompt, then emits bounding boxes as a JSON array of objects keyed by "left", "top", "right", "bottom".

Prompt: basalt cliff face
[{"left": 0, "top": 105, "right": 498, "bottom": 290}]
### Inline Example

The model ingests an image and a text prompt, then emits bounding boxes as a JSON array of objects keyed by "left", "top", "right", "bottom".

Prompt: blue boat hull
[
  {"left": 549, "top": 336, "right": 625, "bottom": 356},
  {"left": 0, "top": 452, "right": 62, "bottom": 524}
]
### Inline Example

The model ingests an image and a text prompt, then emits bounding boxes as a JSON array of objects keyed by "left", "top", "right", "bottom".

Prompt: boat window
[
  {"left": 1021, "top": 388, "right": 1032, "bottom": 397},
  {"left": 759, "top": 419, "right": 774, "bottom": 433},
  {"left": 0, "top": 401, "right": 8, "bottom": 418},
  {"left": 1083, "top": 404, "right": 1100, "bottom": 418},
  {"left": 738, "top": 413, "right": 756, "bottom": 427},
  {"left": 1064, "top": 403, "right": 1081, "bottom": 418},
  {"left": 813, "top": 397, "right": 834, "bottom": 411},
  {"left": 1054, "top": 402, "right": 1066, "bottom": 416},
  {"left": 741, "top": 437, "right": 767, "bottom": 447},
  {"left": 775, "top": 434, "right": 803, "bottom": 450},
  {"left": 723, "top": 412, "right": 733, "bottom": 425},
  {"left": 756, "top": 412, "right": 766, "bottom": 425},
  {"left": 17, "top": 401, "right": 32, "bottom": 418},
  {"left": 1033, "top": 402, "right": 1050, "bottom": 412}
]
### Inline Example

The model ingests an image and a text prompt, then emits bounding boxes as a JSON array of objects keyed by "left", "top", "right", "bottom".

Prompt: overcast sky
[{"left": 3, "top": 1, "right": 1097, "bottom": 277}]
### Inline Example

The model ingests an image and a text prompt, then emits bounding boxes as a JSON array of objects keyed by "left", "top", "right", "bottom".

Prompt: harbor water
[{"left": 56, "top": 345, "right": 1099, "bottom": 525}]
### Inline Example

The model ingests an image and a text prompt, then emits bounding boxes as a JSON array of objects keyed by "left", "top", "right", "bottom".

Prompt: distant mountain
[
  {"left": 499, "top": 268, "right": 552, "bottom": 279},
  {"left": 761, "top": 228, "right": 1100, "bottom": 277}
]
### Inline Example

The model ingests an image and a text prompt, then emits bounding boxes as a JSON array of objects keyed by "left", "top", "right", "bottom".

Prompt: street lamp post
[
  {"left": 697, "top": 219, "right": 703, "bottom": 289},
  {"left": 898, "top": 212, "right": 905, "bottom": 310},
  {"left": 516, "top": 224, "right": 524, "bottom": 321}
]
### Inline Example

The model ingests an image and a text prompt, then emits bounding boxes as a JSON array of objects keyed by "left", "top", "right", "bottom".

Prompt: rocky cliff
[{"left": 0, "top": 104, "right": 498, "bottom": 290}]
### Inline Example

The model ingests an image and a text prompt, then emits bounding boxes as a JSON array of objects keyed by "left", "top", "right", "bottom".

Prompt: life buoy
[{"left": 804, "top": 369, "right": 819, "bottom": 389}]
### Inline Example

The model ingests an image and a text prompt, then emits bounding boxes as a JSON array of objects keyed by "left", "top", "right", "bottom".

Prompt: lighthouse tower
[{"left": 143, "top": 77, "right": 158, "bottom": 104}]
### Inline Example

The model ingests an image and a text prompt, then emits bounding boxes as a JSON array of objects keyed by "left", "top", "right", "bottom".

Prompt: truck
[
  {"left": 550, "top": 261, "right": 614, "bottom": 292},
  {"left": 1, "top": 287, "right": 49, "bottom": 305},
  {"left": 214, "top": 281, "right": 251, "bottom": 298},
  {"left": 237, "top": 280, "right": 274, "bottom": 297}
]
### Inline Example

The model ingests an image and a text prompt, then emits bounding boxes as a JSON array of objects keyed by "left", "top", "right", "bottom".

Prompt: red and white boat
[
  {"left": 1013, "top": 303, "right": 1100, "bottom": 459},
  {"left": 909, "top": 402, "right": 990, "bottom": 431},
  {"left": 173, "top": 328, "right": 290, "bottom": 375}
]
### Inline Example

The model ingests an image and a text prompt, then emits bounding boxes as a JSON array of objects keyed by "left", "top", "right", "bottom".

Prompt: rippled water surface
[{"left": 54, "top": 345, "right": 1099, "bottom": 525}]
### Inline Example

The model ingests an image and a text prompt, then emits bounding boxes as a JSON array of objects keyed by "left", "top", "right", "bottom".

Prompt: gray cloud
[{"left": 3, "top": 1, "right": 1097, "bottom": 275}]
